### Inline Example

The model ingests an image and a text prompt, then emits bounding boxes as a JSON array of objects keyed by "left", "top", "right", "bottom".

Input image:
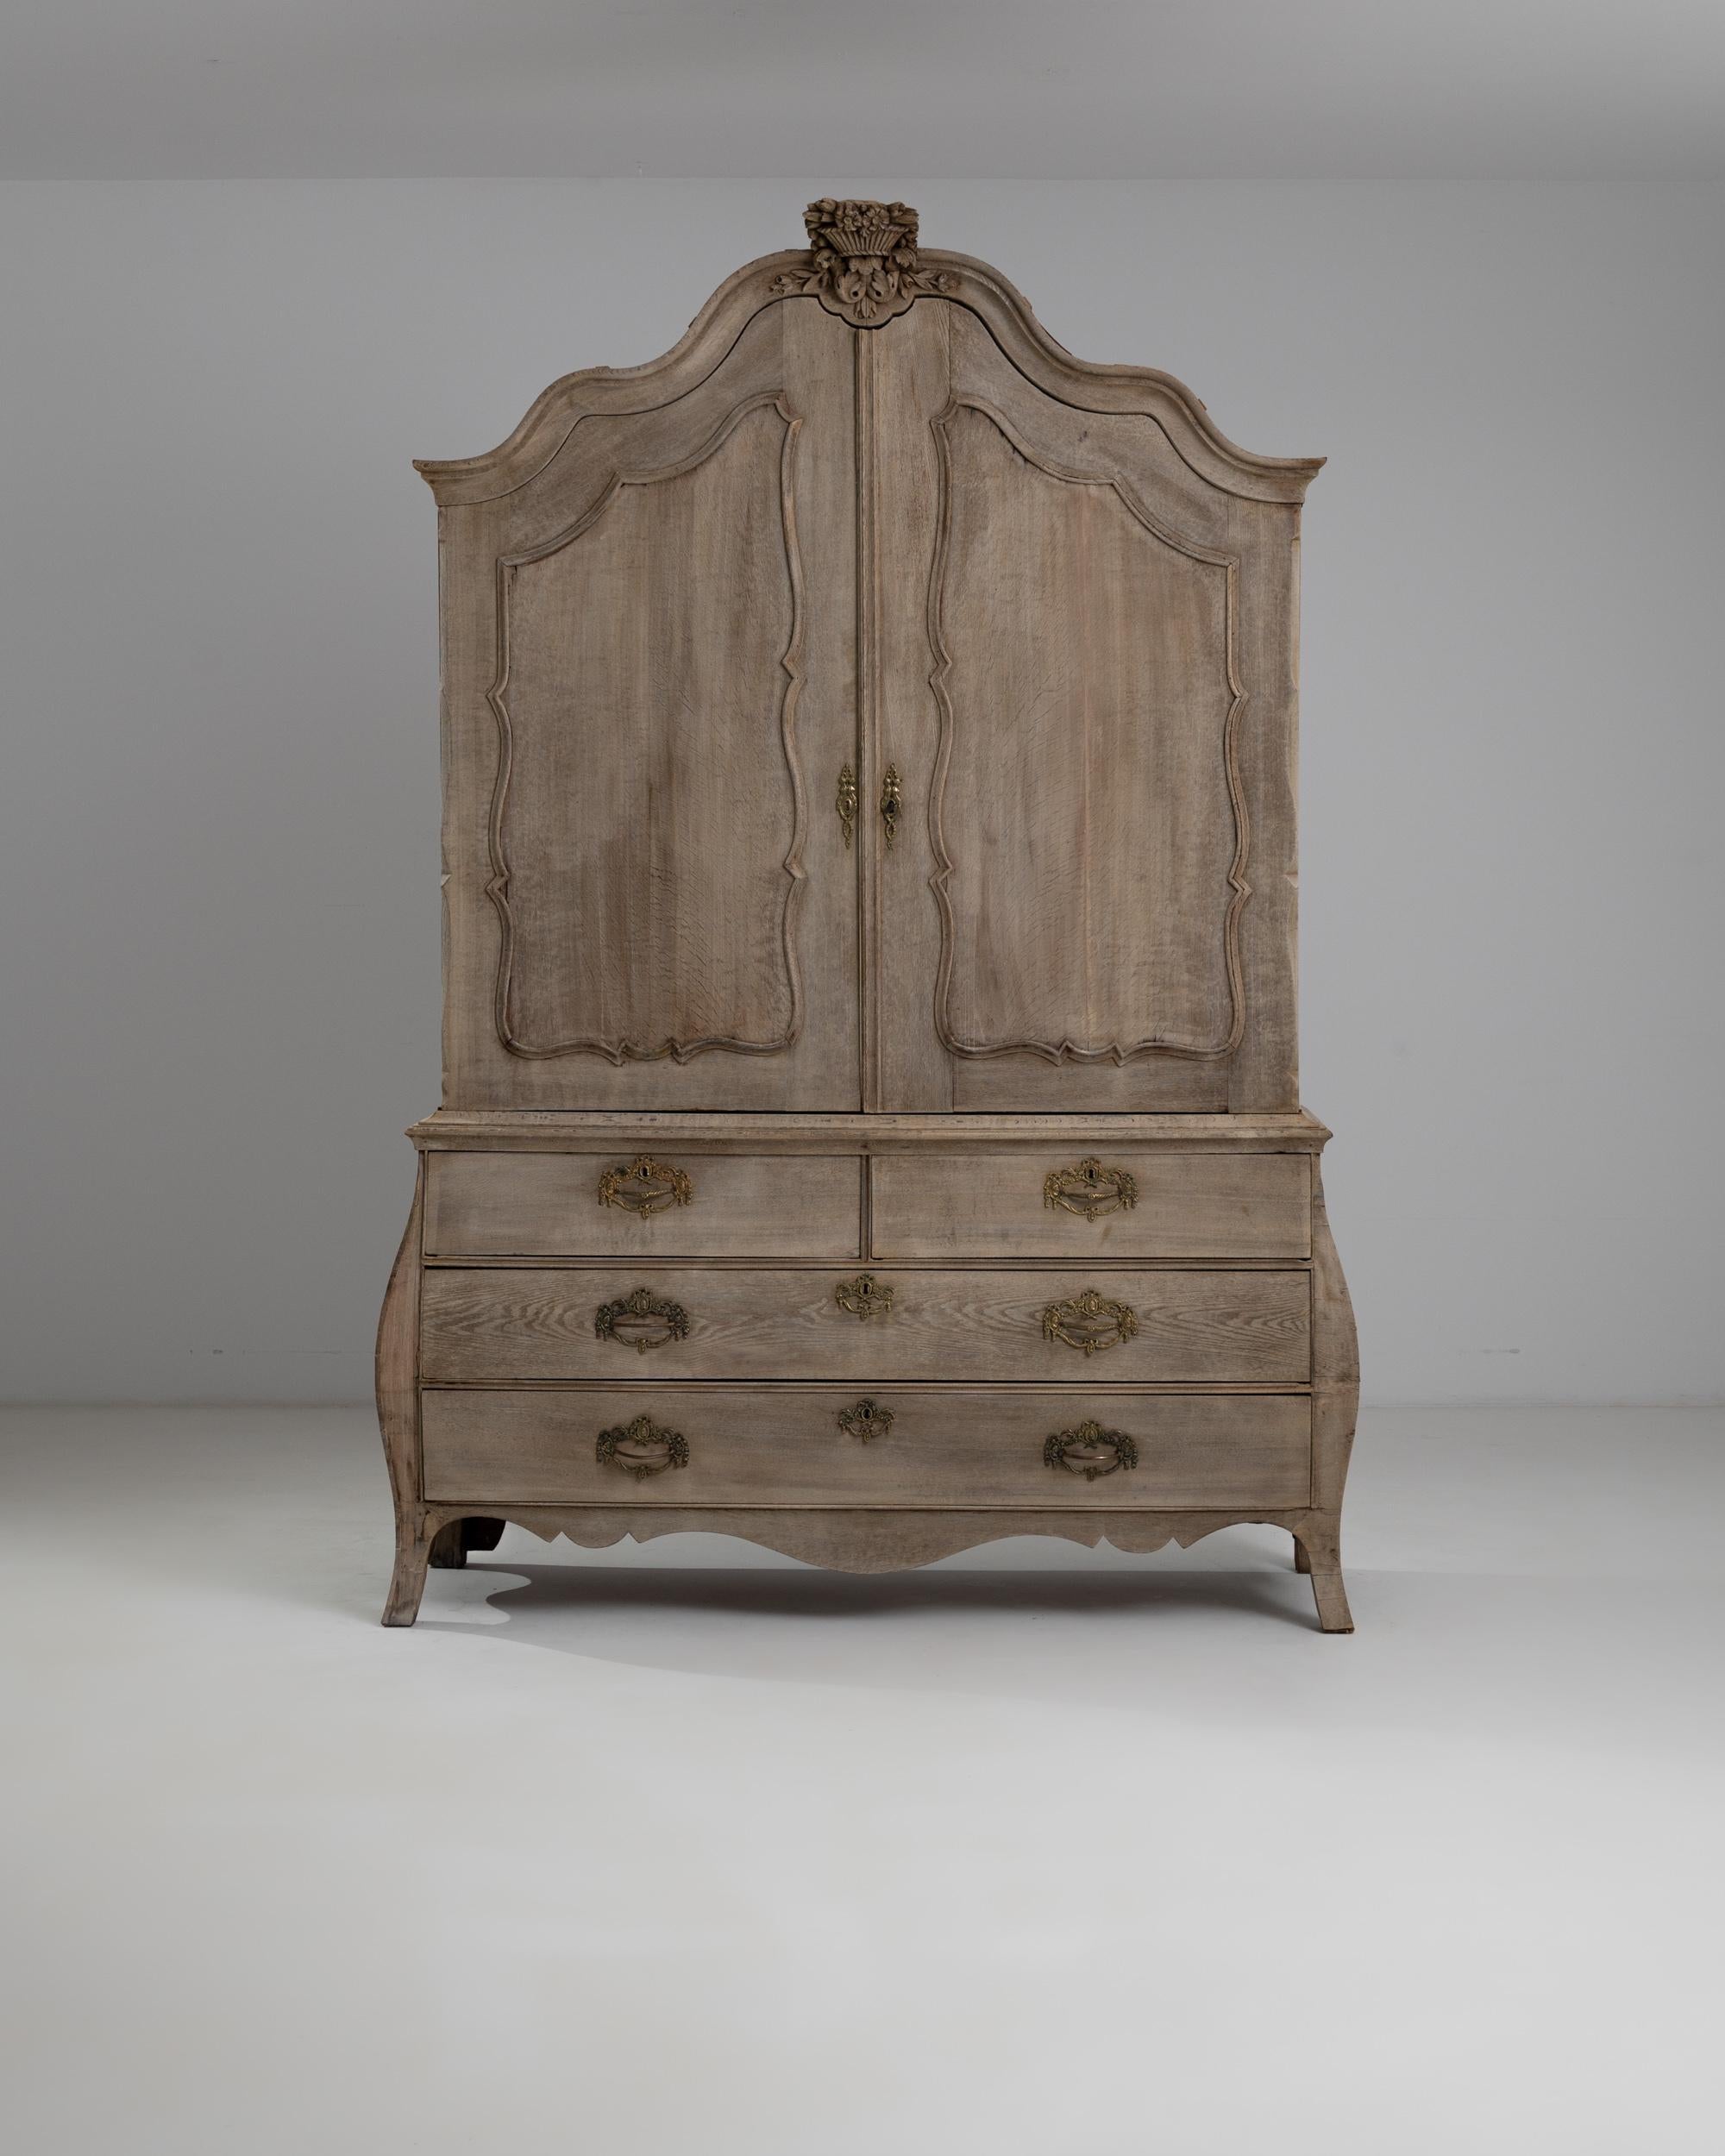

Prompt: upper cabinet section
[{"left": 423, "top": 204, "right": 1319, "bottom": 1113}]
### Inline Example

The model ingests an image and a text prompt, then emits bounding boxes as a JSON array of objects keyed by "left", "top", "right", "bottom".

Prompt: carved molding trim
[
  {"left": 486, "top": 392, "right": 809, "bottom": 1063},
  {"left": 769, "top": 198, "right": 953, "bottom": 328},
  {"left": 925, "top": 394, "right": 1251, "bottom": 1065},
  {"left": 451, "top": 1506, "right": 1319, "bottom": 1575},
  {"left": 416, "top": 248, "right": 1322, "bottom": 510}
]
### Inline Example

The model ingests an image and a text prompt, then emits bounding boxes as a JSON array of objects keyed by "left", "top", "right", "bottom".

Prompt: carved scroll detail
[{"left": 770, "top": 199, "right": 953, "bottom": 328}]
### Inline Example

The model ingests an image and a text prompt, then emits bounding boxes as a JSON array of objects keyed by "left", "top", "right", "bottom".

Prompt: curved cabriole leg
[
  {"left": 384, "top": 1516, "right": 436, "bottom": 1627},
  {"left": 1292, "top": 1518, "right": 1353, "bottom": 1633},
  {"left": 376, "top": 1161, "right": 427, "bottom": 1626},
  {"left": 1306, "top": 1159, "right": 1360, "bottom": 1634}
]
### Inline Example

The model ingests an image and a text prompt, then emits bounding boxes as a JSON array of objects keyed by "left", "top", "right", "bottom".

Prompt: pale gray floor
[{"left": 2, "top": 1406, "right": 1721, "bottom": 2154}]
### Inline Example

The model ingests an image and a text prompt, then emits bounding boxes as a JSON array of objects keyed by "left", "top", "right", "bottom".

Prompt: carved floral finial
[{"left": 771, "top": 197, "right": 952, "bottom": 328}]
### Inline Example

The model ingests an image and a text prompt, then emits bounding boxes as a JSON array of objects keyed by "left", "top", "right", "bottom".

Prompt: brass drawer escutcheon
[
  {"left": 593, "top": 1286, "right": 693, "bottom": 1355},
  {"left": 879, "top": 765, "right": 902, "bottom": 849},
  {"left": 837, "top": 1398, "right": 894, "bottom": 1445},
  {"left": 834, "top": 1273, "right": 894, "bottom": 1321},
  {"left": 836, "top": 764, "right": 858, "bottom": 849},
  {"left": 597, "top": 1156, "right": 694, "bottom": 1214},
  {"left": 1042, "top": 1288, "right": 1138, "bottom": 1355},
  {"left": 595, "top": 1414, "right": 690, "bottom": 1480},
  {"left": 1043, "top": 1157, "right": 1137, "bottom": 1220},
  {"left": 1044, "top": 1420, "right": 1139, "bottom": 1482}
]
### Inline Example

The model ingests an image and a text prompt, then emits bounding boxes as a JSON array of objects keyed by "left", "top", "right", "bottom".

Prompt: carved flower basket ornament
[{"left": 771, "top": 198, "right": 954, "bottom": 327}]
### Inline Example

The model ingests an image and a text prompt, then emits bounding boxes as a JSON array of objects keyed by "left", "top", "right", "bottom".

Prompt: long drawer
[
  {"left": 421, "top": 1388, "right": 1313, "bottom": 1510},
  {"left": 424, "top": 1152, "right": 863, "bottom": 1260},
  {"left": 869, "top": 1151, "right": 1310, "bottom": 1260},
  {"left": 421, "top": 1266, "right": 1310, "bottom": 1385}
]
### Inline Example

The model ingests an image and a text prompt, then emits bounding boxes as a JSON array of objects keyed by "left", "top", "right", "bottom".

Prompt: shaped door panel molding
[
  {"left": 926, "top": 395, "right": 1247, "bottom": 1066},
  {"left": 490, "top": 393, "right": 807, "bottom": 1063},
  {"left": 869, "top": 297, "right": 1300, "bottom": 1112}
]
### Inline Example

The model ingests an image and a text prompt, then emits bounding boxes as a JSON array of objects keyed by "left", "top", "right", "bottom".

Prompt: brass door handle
[
  {"left": 837, "top": 1398, "right": 894, "bottom": 1444},
  {"left": 1044, "top": 1420, "right": 1138, "bottom": 1482},
  {"left": 880, "top": 765, "right": 902, "bottom": 849},
  {"left": 594, "top": 1287, "right": 692, "bottom": 1355},
  {"left": 834, "top": 1273, "right": 894, "bottom": 1321},
  {"left": 597, "top": 1156, "right": 694, "bottom": 1213},
  {"left": 1043, "top": 1157, "right": 1137, "bottom": 1219},
  {"left": 1042, "top": 1288, "right": 1138, "bottom": 1355},
  {"left": 836, "top": 764, "right": 858, "bottom": 849},
  {"left": 596, "top": 1414, "right": 689, "bottom": 1479}
]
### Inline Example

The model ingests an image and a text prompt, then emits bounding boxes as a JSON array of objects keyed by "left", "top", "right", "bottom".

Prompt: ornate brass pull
[
  {"left": 1044, "top": 1157, "right": 1137, "bottom": 1220},
  {"left": 837, "top": 1398, "right": 894, "bottom": 1445},
  {"left": 836, "top": 765, "right": 858, "bottom": 849},
  {"left": 880, "top": 765, "right": 902, "bottom": 849},
  {"left": 1042, "top": 1288, "right": 1138, "bottom": 1355},
  {"left": 595, "top": 1414, "right": 690, "bottom": 1480},
  {"left": 597, "top": 1156, "right": 693, "bottom": 1214},
  {"left": 834, "top": 1273, "right": 894, "bottom": 1322},
  {"left": 1044, "top": 1420, "right": 1138, "bottom": 1482},
  {"left": 594, "top": 1286, "right": 692, "bottom": 1355}
]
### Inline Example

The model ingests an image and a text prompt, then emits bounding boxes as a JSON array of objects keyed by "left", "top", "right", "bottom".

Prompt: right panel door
[{"left": 869, "top": 298, "right": 1300, "bottom": 1111}]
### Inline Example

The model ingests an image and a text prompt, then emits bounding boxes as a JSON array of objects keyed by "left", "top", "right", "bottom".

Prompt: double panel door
[{"left": 436, "top": 294, "right": 1295, "bottom": 1112}]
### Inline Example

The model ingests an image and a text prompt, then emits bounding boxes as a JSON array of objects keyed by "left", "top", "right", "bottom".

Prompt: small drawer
[
  {"left": 420, "top": 1266, "right": 1310, "bottom": 1386},
  {"left": 423, "top": 1152, "right": 862, "bottom": 1260},
  {"left": 870, "top": 1151, "right": 1310, "bottom": 1261},
  {"left": 421, "top": 1387, "right": 1313, "bottom": 1511}
]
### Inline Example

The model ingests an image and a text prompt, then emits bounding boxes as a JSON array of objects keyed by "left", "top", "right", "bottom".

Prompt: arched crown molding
[{"left": 416, "top": 200, "right": 1324, "bottom": 508}]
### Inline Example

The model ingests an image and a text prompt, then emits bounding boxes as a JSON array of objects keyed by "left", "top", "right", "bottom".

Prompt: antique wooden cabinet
[{"left": 377, "top": 201, "right": 1358, "bottom": 1630}]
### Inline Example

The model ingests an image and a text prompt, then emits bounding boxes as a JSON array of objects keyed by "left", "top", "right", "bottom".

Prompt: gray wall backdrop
[{"left": 2, "top": 179, "right": 1721, "bottom": 1404}]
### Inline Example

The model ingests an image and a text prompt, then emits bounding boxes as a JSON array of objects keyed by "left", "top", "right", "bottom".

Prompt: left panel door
[{"left": 439, "top": 299, "right": 860, "bottom": 1108}]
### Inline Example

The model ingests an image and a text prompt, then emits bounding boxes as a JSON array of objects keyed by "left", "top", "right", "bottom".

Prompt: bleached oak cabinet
[{"left": 378, "top": 202, "right": 1358, "bottom": 1631}]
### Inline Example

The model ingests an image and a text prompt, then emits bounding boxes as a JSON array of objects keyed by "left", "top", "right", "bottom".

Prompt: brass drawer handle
[
  {"left": 880, "top": 765, "right": 902, "bottom": 849},
  {"left": 594, "top": 1286, "right": 692, "bottom": 1355},
  {"left": 834, "top": 1273, "right": 894, "bottom": 1321},
  {"left": 836, "top": 764, "right": 858, "bottom": 849},
  {"left": 1044, "top": 1157, "right": 1137, "bottom": 1220},
  {"left": 837, "top": 1398, "right": 894, "bottom": 1445},
  {"left": 596, "top": 1414, "right": 689, "bottom": 1480},
  {"left": 597, "top": 1156, "right": 693, "bottom": 1214},
  {"left": 1044, "top": 1420, "right": 1139, "bottom": 1482},
  {"left": 1042, "top": 1288, "right": 1138, "bottom": 1355}
]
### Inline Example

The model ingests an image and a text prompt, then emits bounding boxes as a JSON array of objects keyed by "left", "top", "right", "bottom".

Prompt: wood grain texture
[
  {"left": 423, "top": 1150, "right": 862, "bottom": 1259},
  {"left": 421, "top": 1387, "right": 1312, "bottom": 1511},
  {"left": 419, "top": 1265, "right": 1311, "bottom": 1386},
  {"left": 870, "top": 1150, "right": 1310, "bottom": 1260}
]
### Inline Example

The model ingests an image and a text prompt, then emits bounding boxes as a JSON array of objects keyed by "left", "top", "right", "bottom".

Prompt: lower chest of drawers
[{"left": 412, "top": 1140, "right": 1319, "bottom": 1519}]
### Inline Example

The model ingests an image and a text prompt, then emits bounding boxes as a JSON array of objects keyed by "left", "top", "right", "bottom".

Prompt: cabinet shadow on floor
[{"left": 420, "top": 1558, "right": 1322, "bottom": 1675}]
